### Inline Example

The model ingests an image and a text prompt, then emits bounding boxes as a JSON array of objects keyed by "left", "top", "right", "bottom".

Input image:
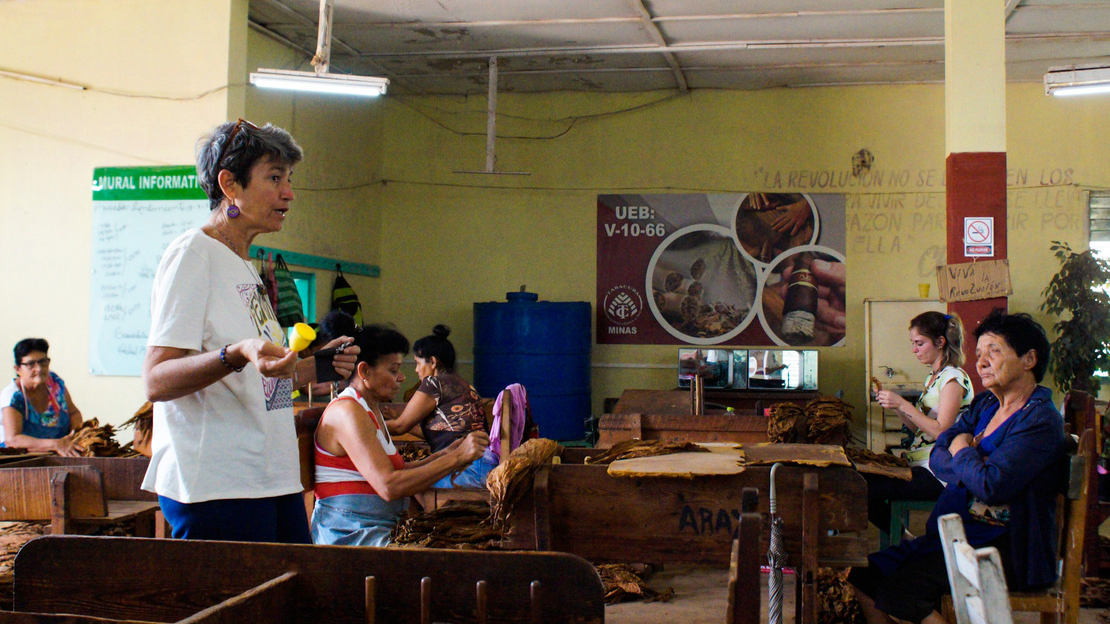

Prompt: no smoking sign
[{"left": 964, "top": 217, "right": 994, "bottom": 257}]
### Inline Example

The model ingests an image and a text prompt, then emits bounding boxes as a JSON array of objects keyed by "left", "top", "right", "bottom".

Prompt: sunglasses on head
[{"left": 217, "top": 118, "right": 259, "bottom": 170}]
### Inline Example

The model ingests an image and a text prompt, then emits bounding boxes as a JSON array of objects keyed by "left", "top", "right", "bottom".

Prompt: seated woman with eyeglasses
[{"left": 0, "top": 338, "right": 84, "bottom": 457}]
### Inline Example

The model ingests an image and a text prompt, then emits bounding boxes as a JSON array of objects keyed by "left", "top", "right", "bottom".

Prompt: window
[
  {"left": 1091, "top": 191, "right": 1110, "bottom": 259},
  {"left": 1089, "top": 192, "right": 1110, "bottom": 378},
  {"left": 290, "top": 271, "right": 316, "bottom": 323}
]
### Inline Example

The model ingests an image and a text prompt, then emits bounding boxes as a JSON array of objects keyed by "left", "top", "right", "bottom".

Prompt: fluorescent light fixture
[
  {"left": 249, "top": 0, "right": 389, "bottom": 98},
  {"left": 249, "top": 69, "right": 388, "bottom": 97},
  {"left": 1044, "top": 64, "right": 1110, "bottom": 97}
]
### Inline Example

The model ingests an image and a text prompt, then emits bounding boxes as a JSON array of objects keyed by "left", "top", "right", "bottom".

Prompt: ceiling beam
[
  {"left": 627, "top": 0, "right": 688, "bottom": 92},
  {"left": 356, "top": 37, "right": 944, "bottom": 60},
  {"left": 388, "top": 58, "right": 946, "bottom": 79},
  {"left": 351, "top": 31, "right": 1110, "bottom": 61},
  {"left": 259, "top": 7, "right": 942, "bottom": 30}
]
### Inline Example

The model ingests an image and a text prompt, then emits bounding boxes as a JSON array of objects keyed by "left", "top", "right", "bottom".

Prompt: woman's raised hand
[
  {"left": 875, "top": 389, "right": 909, "bottom": 412},
  {"left": 457, "top": 431, "right": 490, "bottom": 463},
  {"left": 320, "top": 336, "right": 360, "bottom": 381}
]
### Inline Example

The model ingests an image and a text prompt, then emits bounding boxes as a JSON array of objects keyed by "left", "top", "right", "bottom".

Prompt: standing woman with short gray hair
[{"left": 141, "top": 119, "right": 358, "bottom": 543}]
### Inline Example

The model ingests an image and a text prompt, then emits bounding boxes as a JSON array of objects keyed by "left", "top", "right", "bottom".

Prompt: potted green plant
[{"left": 1040, "top": 241, "right": 1110, "bottom": 394}]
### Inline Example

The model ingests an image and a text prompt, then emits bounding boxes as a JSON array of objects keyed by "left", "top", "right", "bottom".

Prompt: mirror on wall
[
  {"left": 747, "top": 349, "right": 818, "bottom": 390},
  {"left": 677, "top": 348, "right": 732, "bottom": 389}
]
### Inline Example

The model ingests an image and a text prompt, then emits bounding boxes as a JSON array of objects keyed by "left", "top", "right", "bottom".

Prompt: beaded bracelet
[{"left": 219, "top": 344, "right": 244, "bottom": 372}]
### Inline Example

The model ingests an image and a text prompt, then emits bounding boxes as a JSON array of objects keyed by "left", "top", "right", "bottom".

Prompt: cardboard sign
[{"left": 935, "top": 259, "right": 1012, "bottom": 302}]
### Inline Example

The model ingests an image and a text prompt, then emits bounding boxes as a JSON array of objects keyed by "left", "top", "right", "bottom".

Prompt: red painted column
[{"left": 946, "top": 153, "right": 1007, "bottom": 394}]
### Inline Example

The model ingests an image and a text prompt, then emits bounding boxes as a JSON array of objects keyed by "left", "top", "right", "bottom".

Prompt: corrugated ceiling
[{"left": 249, "top": 0, "right": 1110, "bottom": 94}]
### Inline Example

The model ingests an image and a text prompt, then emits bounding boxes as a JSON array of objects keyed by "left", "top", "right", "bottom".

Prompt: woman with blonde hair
[{"left": 867, "top": 311, "right": 974, "bottom": 532}]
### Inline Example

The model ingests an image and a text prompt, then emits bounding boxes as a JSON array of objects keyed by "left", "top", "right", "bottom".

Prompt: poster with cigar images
[{"left": 596, "top": 193, "right": 846, "bottom": 347}]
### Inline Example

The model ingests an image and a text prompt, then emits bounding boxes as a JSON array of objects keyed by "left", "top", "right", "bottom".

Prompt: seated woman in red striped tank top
[{"left": 311, "top": 324, "right": 489, "bottom": 547}]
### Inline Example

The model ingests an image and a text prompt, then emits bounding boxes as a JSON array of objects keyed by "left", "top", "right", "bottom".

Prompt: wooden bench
[
  {"left": 6, "top": 535, "right": 605, "bottom": 624},
  {"left": 501, "top": 461, "right": 869, "bottom": 624},
  {"left": 598, "top": 389, "right": 770, "bottom": 447},
  {"left": 0, "top": 456, "right": 161, "bottom": 537},
  {"left": 727, "top": 488, "right": 763, "bottom": 624}
]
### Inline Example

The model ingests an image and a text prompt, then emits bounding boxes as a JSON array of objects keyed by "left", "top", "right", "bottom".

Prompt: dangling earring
[{"left": 227, "top": 200, "right": 240, "bottom": 219}]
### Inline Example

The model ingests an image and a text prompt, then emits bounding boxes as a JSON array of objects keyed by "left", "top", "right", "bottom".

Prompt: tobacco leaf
[
  {"left": 805, "top": 396, "right": 854, "bottom": 447},
  {"left": 817, "top": 567, "right": 865, "bottom": 624},
  {"left": 487, "top": 438, "right": 562, "bottom": 530},
  {"left": 391, "top": 500, "right": 501, "bottom": 549},
  {"left": 844, "top": 447, "right": 909, "bottom": 468},
  {"left": 71, "top": 418, "right": 139, "bottom": 458},
  {"left": 391, "top": 438, "right": 564, "bottom": 549},
  {"left": 117, "top": 401, "right": 153, "bottom": 435},
  {"left": 396, "top": 441, "right": 431, "bottom": 463},
  {"left": 768, "top": 403, "right": 804, "bottom": 443},
  {"left": 595, "top": 563, "right": 673, "bottom": 604},
  {"left": 583, "top": 439, "right": 708, "bottom": 465},
  {"left": 0, "top": 522, "right": 46, "bottom": 610},
  {"left": 1081, "top": 574, "right": 1110, "bottom": 608}
]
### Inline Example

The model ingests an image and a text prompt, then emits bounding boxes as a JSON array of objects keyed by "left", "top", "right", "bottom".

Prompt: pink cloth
[{"left": 490, "top": 383, "right": 528, "bottom": 461}]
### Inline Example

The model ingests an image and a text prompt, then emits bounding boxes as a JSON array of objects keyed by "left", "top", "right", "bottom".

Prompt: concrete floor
[
  {"left": 606, "top": 564, "right": 1108, "bottom": 624},
  {"left": 606, "top": 512, "right": 1110, "bottom": 623}
]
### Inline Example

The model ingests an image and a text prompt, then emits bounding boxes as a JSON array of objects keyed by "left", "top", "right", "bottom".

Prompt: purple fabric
[{"left": 490, "top": 383, "right": 528, "bottom": 461}]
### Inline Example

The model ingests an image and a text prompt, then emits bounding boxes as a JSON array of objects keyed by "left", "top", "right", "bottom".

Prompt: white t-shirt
[
  {"left": 905, "top": 365, "right": 974, "bottom": 473},
  {"left": 142, "top": 228, "right": 300, "bottom": 503}
]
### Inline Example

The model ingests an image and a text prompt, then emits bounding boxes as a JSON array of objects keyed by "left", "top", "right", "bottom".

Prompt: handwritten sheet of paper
[
  {"left": 89, "top": 166, "right": 208, "bottom": 375},
  {"left": 935, "top": 260, "right": 1013, "bottom": 302}
]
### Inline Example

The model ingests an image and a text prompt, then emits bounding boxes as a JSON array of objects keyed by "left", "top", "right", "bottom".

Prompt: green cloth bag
[
  {"left": 273, "top": 254, "right": 305, "bottom": 327},
  {"left": 331, "top": 266, "right": 363, "bottom": 326}
]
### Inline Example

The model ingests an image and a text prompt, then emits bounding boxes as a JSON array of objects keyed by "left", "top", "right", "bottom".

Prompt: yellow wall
[
  {"left": 0, "top": 1, "right": 385, "bottom": 428},
  {"left": 0, "top": 0, "right": 237, "bottom": 427},
  {"left": 2, "top": 1, "right": 1105, "bottom": 435},
  {"left": 371, "top": 86, "right": 1102, "bottom": 427}
]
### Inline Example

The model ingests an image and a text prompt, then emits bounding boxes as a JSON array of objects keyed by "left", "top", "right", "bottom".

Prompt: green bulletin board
[{"left": 89, "top": 165, "right": 208, "bottom": 375}]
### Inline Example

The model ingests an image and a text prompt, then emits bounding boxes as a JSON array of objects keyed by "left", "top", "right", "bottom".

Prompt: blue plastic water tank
[{"left": 473, "top": 291, "right": 591, "bottom": 441}]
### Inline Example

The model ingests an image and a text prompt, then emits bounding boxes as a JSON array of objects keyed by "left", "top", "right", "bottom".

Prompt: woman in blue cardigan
[{"left": 850, "top": 310, "right": 1068, "bottom": 624}]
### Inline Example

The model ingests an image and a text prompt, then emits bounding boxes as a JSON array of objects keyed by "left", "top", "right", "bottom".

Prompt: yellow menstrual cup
[{"left": 289, "top": 323, "right": 316, "bottom": 352}]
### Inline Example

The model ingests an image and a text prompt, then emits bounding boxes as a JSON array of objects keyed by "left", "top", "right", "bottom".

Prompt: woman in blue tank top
[{"left": 1, "top": 338, "right": 84, "bottom": 456}]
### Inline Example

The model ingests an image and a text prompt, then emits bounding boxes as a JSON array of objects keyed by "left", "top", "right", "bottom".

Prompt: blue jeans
[
  {"left": 158, "top": 493, "right": 310, "bottom": 544},
  {"left": 432, "top": 451, "right": 498, "bottom": 489},
  {"left": 311, "top": 494, "right": 408, "bottom": 547}
]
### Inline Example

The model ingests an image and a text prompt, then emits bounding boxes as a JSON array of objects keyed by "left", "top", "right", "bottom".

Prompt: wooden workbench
[
  {"left": 599, "top": 389, "right": 769, "bottom": 447},
  {"left": 9, "top": 536, "right": 605, "bottom": 624},
  {"left": 0, "top": 455, "right": 161, "bottom": 536},
  {"left": 501, "top": 460, "right": 868, "bottom": 624}
]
